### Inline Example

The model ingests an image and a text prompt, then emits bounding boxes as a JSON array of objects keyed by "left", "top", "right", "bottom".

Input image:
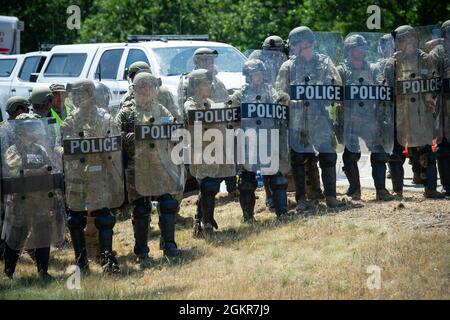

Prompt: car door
[
  {"left": 119, "top": 47, "right": 151, "bottom": 101},
  {"left": 0, "top": 55, "right": 21, "bottom": 121},
  {"left": 11, "top": 54, "right": 47, "bottom": 98}
]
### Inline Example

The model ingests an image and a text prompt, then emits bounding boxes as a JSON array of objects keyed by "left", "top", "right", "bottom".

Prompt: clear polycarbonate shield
[
  {"left": 238, "top": 55, "right": 290, "bottom": 175},
  {"left": 341, "top": 32, "right": 395, "bottom": 154},
  {"left": 436, "top": 31, "right": 450, "bottom": 143},
  {"left": 394, "top": 25, "right": 442, "bottom": 147},
  {"left": 184, "top": 100, "right": 240, "bottom": 180},
  {"left": 1, "top": 118, "right": 64, "bottom": 250},
  {"left": 259, "top": 49, "right": 288, "bottom": 87},
  {"left": 134, "top": 98, "right": 184, "bottom": 197},
  {"left": 62, "top": 107, "right": 124, "bottom": 211},
  {"left": 286, "top": 31, "right": 344, "bottom": 154}
]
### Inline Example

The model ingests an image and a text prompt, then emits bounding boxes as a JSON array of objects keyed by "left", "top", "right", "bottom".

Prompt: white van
[{"left": 37, "top": 35, "right": 247, "bottom": 114}]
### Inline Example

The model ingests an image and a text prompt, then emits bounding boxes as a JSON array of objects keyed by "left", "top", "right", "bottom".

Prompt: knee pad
[
  {"left": 342, "top": 150, "right": 360, "bottom": 164},
  {"left": 133, "top": 197, "right": 151, "bottom": 219},
  {"left": 238, "top": 177, "right": 257, "bottom": 192},
  {"left": 200, "top": 178, "right": 220, "bottom": 195},
  {"left": 319, "top": 153, "right": 337, "bottom": 168},
  {"left": 437, "top": 141, "right": 450, "bottom": 158},
  {"left": 419, "top": 151, "right": 436, "bottom": 168},
  {"left": 67, "top": 211, "right": 87, "bottom": 230},
  {"left": 94, "top": 211, "right": 116, "bottom": 230},
  {"left": 269, "top": 174, "right": 288, "bottom": 190},
  {"left": 159, "top": 195, "right": 179, "bottom": 215},
  {"left": 290, "top": 151, "right": 309, "bottom": 168},
  {"left": 371, "top": 153, "right": 390, "bottom": 165},
  {"left": 389, "top": 152, "right": 405, "bottom": 163}
]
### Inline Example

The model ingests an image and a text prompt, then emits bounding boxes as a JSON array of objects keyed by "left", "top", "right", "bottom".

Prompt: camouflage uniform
[
  {"left": 62, "top": 79, "right": 122, "bottom": 273},
  {"left": 116, "top": 72, "right": 180, "bottom": 259},
  {"left": 276, "top": 26, "right": 343, "bottom": 209},
  {"left": 337, "top": 34, "right": 394, "bottom": 201},
  {"left": 385, "top": 25, "right": 444, "bottom": 198},
  {"left": 1, "top": 113, "right": 64, "bottom": 280}
]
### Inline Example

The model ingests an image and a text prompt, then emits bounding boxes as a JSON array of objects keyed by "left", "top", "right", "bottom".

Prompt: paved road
[{"left": 220, "top": 153, "right": 444, "bottom": 193}]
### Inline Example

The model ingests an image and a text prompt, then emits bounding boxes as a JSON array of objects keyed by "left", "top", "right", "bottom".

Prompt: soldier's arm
[
  {"left": 228, "top": 90, "right": 242, "bottom": 108},
  {"left": 275, "top": 62, "right": 291, "bottom": 103},
  {"left": 214, "top": 77, "right": 229, "bottom": 101}
]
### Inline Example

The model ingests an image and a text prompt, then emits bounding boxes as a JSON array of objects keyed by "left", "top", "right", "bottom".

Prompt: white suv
[{"left": 36, "top": 35, "right": 247, "bottom": 114}]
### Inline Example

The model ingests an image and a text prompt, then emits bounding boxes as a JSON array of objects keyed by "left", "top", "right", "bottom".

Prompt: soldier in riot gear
[
  {"left": 1, "top": 98, "right": 30, "bottom": 261},
  {"left": 116, "top": 72, "right": 181, "bottom": 262},
  {"left": 373, "top": 34, "right": 408, "bottom": 197},
  {"left": 385, "top": 25, "right": 445, "bottom": 198},
  {"left": 276, "top": 26, "right": 344, "bottom": 210},
  {"left": 1, "top": 113, "right": 64, "bottom": 280},
  {"left": 432, "top": 20, "right": 450, "bottom": 196},
  {"left": 62, "top": 79, "right": 124, "bottom": 273},
  {"left": 29, "top": 85, "right": 53, "bottom": 118},
  {"left": 231, "top": 59, "right": 290, "bottom": 221},
  {"left": 338, "top": 34, "right": 395, "bottom": 201},
  {"left": 5, "top": 96, "right": 30, "bottom": 120},
  {"left": 94, "top": 82, "right": 111, "bottom": 113},
  {"left": 120, "top": 61, "right": 180, "bottom": 118},
  {"left": 184, "top": 69, "right": 238, "bottom": 236},
  {"left": 179, "top": 48, "right": 237, "bottom": 197}
]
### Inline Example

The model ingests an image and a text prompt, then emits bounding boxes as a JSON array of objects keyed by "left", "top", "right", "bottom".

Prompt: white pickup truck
[
  {"left": 35, "top": 35, "right": 247, "bottom": 115},
  {"left": 0, "top": 51, "right": 49, "bottom": 120}
]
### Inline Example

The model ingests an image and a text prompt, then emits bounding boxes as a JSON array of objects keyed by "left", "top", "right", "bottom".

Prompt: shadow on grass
[
  {"left": 118, "top": 245, "right": 204, "bottom": 272},
  {"left": 204, "top": 199, "right": 362, "bottom": 247}
]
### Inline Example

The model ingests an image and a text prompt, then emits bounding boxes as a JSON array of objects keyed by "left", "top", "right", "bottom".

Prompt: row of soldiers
[{"left": 0, "top": 21, "right": 449, "bottom": 280}]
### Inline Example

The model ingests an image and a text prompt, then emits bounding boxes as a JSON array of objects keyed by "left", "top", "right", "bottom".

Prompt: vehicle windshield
[
  {"left": 44, "top": 53, "right": 87, "bottom": 77},
  {"left": 0, "top": 59, "right": 17, "bottom": 77},
  {"left": 152, "top": 46, "right": 246, "bottom": 76}
]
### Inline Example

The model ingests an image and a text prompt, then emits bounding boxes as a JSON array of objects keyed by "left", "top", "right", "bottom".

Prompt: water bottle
[{"left": 256, "top": 171, "right": 263, "bottom": 189}]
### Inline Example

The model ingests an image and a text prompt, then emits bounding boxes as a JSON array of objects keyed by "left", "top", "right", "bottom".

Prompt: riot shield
[
  {"left": 134, "top": 102, "right": 184, "bottom": 197},
  {"left": 185, "top": 100, "right": 239, "bottom": 180},
  {"left": 237, "top": 58, "right": 290, "bottom": 175},
  {"left": 0, "top": 117, "right": 64, "bottom": 251},
  {"left": 259, "top": 49, "right": 288, "bottom": 87},
  {"left": 62, "top": 108, "right": 124, "bottom": 211},
  {"left": 341, "top": 32, "right": 395, "bottom": 154},
  {"left": 436, "top": 30, "right": 450, "bottom": 143},
  {"left": 287, "top": 31, "right": 344, "bottom": 154},
  {"left": 394, "top": 25, "right": 442, "bottom": 147}
]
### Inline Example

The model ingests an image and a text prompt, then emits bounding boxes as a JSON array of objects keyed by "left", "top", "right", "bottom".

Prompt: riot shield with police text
[
  {"left": 394, "top": 25, "right": 442, "bottom": 147},
  {"left": 341, "top": 32, "right": 395, "bottom": 154},
  {"left": 62, "top": 108, "right": 124, "bottom": 211},
  {"left": 237, "top": 57, "right": 290, "bottom": 175},
  {"left": 134, "top": 102, "right": 184, "bottom": 197},
  {"left": 1, "top": 117, "right": 64, "bottom": 250},
  {"left": 287, "top": 32, "right": 344, "bottom": 154},
  {"left": 185, "top": 100, "right": 239, "bottom": 180}
]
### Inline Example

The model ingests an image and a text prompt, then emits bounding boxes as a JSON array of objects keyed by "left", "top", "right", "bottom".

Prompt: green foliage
[{"left": 2, "top": 0, "right": 449, "bottom": 53}]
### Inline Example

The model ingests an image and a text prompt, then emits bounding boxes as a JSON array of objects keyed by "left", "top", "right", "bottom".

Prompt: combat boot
[
  {"left": 326, "top": 196, "right": 344, "bottom": 208},
  {"left": 192, "top": 219, "right": 203, "bottom": 238},
  {"left": 295, "top": 196, "right": 310, "bottom": 212},
  {"left": 35, "top": 247, "right": 54, "bottom": 282},
  {"left": 176, "top": 213, "right": 193, "bottom": 225},
  {"left": 424, "top": 188, "right": 446, "bottom": 199},
  {"left": 100, "top": 251, "right": 120, "bottom": 274},
  {"left": 376, "top": 189, "right": 395, "bottom": 201},
  {"left": 159, "top": 204, "right": 181, "bottom": 257}
]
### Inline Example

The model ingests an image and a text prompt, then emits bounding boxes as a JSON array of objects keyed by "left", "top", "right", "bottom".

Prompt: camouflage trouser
[
  {"left": 305, "top": 156, "right": 323, "bottom": 198},
  {"left": 125, "top": 161, "right": 141, "bottom": 204}
]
